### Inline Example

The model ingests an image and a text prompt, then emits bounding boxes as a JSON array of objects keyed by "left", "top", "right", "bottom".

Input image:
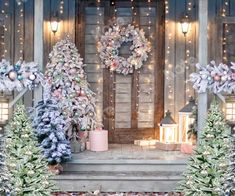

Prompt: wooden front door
[{"left": 76, "top": 0, "right": 164, "bottom": 144}]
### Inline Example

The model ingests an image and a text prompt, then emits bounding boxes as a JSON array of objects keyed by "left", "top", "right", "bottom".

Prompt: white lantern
[
  {"left": 178, "top": 97, "right": 196, "bottom": 143},
  {"left": 159, "top": 110, "right": 178, "bottom": 143},
  {"left": 0, "top": 96, "right": 9, "bottom": 133}
]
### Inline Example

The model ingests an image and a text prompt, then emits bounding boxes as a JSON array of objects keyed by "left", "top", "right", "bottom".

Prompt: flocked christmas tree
[
  {"left": 45, "top": 38, "right": 97, "bottom": 140},
  {"left": 178, "top": 99, "right": 231, "bottom": 195},
  {"left": 33, "top": 98, "right": 72, "bottom": 165},
  {"left": 4, "top": 104, "right": 54, "bottom": 195},
  {"left": 0, "top": 134, "right": 11, "bottom": 195},
  {"left": 222, "top": 133, "right": 235, "bottom": 195}
]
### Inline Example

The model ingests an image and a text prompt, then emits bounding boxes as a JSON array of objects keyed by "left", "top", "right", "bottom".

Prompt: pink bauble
[
  {"left": 69, "top": 68, "right": 77, "bottom": 75},
  {"left": 76, "top": 90, "right": 81, "bottom": 95},
  {"left": 57, "top": 88, "right": 62, "bottom": 92},
  {"left": 53, "top": 90, "right": 61, "bottom": 97},
  {"left": 8, "top": 71, "right": 17, "bottom": 81},
  {"left": 80, "top": 90, "right": 86, "bottom": 96},
  {"left": 214, "top": 75, "right": 221, "bottom": 81}
]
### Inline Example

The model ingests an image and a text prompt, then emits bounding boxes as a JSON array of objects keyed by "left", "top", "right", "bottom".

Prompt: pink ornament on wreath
[
  {"left": 69, "top": 68, "right": 77, "bottom": 75},
  {"left": 53, "top": 90, "right": 61, "bottom": 97},
  {"left": 80, "top": 90, "right": 86, "bottom": 96},
  {"left": 232, "top": 73, "right": 235, "bottom": 80},
  {"left": 214, "top": 75, "right": 221, "bottom": 81}
]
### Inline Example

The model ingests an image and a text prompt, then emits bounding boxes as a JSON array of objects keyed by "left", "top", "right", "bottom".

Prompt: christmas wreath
[{"left": 98, "top": 24, "right": 151, "bottom": 75}]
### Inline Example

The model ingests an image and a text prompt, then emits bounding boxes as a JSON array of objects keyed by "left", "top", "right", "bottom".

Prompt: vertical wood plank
[
  {"left": 43, "top": 0, "right": 51, "bottom": 67},
  {"left": 34, "top": 0, "right": 44, "bottom": 105},
  {"left": 185, "top": 0, "right": 197, "bottom": 100},
  {"left": 68, "top": 0, "right": 76, "bottom": 42},
  {"left": 131, "top": 1, "right": 139, "bottom": 129},
  {"left": 23, "top": 0, "right": 34, "bottom": 107},
  {"left": 154, "top": 0, "right": 165, "bottom": 139},
  {"left": 164, "top": 0, "right": 176, "bottom": 116},
  {"left": 174, "top": 0, "right": 186, "bottom": 122}
]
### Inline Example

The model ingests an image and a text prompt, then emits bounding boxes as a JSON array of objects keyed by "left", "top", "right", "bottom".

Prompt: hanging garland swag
[{"left": 98, "top": 24, "right": 151, "bottom": 75}]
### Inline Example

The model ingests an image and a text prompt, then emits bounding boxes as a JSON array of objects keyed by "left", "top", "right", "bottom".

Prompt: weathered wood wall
[
  {"left": 2, "top": 0, "right": 235, "bottom": 143},
  {"left": 43, "top": 0, "right": 76, "bottom": 66},
  {"left": 164, "top": 0, "right": 198, "bottom": 122}
]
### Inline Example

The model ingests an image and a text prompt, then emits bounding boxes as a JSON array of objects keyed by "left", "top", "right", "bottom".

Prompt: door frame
[{"left": 75, "top": 0, "right": 165, "bottom": 143}]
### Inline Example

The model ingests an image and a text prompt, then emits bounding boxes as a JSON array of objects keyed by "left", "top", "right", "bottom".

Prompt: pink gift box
[
  {"left": 180, "top": 143, "right": 195, "bottom": 154},
  {"left": 89, "top": 130, "right": 108, "bottom": 152}
]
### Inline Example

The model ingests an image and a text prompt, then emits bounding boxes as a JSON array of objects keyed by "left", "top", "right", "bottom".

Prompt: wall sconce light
[
  {"left": 50, "top": 12, "right": 59, "bottom": 34},
  {"left": 180, "top": 14, "right": 190, "bottom": 36}
]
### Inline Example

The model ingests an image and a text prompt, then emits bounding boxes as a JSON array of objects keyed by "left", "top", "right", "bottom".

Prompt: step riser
[
  {"left": 62, "top": 164, "right": 187, "bottom": 172},
  {"left": 53, "top": 179, "right": 181, "bottom": 192}
]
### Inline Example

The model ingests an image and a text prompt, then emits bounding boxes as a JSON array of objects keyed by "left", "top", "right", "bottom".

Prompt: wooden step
[
  {"left": 52, "top": 171, "right": 184, "bottom": 192},
  {"left": 62, "top": 159, "right": 187, "bottom": 172},
  {"left": 52, "top": 159, "right": 187, "bottom": 192}
]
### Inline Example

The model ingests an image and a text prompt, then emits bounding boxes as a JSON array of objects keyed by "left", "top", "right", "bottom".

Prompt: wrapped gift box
[
  {"left": 134, "top": 139, "right": 158, "bottom": 146},
  {"left": 155, "top": 141, "right": 181, "bottom": 151},
  {"left": 89, "top": 130, "right": 108, "bottom": 152}
]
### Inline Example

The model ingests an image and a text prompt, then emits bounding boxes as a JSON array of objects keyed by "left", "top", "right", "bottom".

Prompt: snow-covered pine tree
[
  {"left": 178, "top": 99, "right": 231, "bottom": 195},
  {"left": 45, "top": 38, "right": 97, "bottom": 134},
  {"left": 4, "top": 104, "right": 54, "bottom": 195},
  {"left": 0, "top": 134, "right": 11, "bottom": 195},
  {"left": 33, "top": 98, "right": 72, "bottom": 165},
  {"left": 223, "top": 133, "right": 235, "bottom": 195}
]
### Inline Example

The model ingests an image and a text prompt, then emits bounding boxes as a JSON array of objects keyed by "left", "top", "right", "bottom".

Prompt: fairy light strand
[
  {"left": 185, "top": 0, "right": 193, "bottom": 98},
  {"left": 222, "top": 0, "right": 229, "bottom": 62},
  {"left": 59, "top": 0, "right": 64, "bottom": 15},
  {"left": 96, "top": 0, "right": 103, "bottom": 125},
  {"left": 1, "top": 0, "right": 9, "bottom": 58},
  {"left": 17, "top": 1, "right": 24, "bottom": 60},
  {"left": 165, "top": 0, "right": 174, "bottom": 111}
]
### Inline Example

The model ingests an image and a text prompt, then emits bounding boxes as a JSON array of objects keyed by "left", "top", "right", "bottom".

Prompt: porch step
[
  {"left": 52, "top": 159, "right": 188, "bottom": 192},
  {"left": 62, "top": 159, "right": 187, "bottom": 172},
  {"left": 52, "top": 171, "right": 184, "bottom": 192}
]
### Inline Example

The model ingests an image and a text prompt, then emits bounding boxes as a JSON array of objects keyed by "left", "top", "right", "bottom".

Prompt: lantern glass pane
[
  {"left": 2, "top": 109, "right": 8, "bottom": 115},
  {"left": 227, "top": 109, "right": 233, "bottom": 115},
  {"left": 1, "top": 114, "right": 8, "bottom": 121},
  {"left": 226, "top": 115, "right": 233, "bottom": 120},
  {"left": 165, "top": 127, "right": 175, "bottom": 143},
  {"left": 1, "top": 103, "right": 8, "bottom": 108},
  {"left": 226, "top": 103, "right": 233, "bottom": 108}
]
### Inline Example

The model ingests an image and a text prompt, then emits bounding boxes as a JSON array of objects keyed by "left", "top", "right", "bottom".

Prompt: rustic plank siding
[{"left": 84, "top": 6, "right": 104, "bottom": 127}]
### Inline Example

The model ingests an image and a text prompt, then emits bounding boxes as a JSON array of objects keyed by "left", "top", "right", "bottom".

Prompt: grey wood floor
[{"left": 72, "top": 144, "right": 189, "bottom": 160}]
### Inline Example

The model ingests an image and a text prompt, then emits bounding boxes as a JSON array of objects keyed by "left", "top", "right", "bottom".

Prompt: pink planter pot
[
  {"left": 180, "top": 143, "right": 195, "bottom": 154},
  {"left": 89, "top": 130, "right": 108, "bottom": 152}
]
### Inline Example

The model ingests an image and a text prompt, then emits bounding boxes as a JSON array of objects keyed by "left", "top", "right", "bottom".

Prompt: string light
[
  {"left": 165, "top": 0, "right": 174, "bottom": 110},
  {"left": 1, "top": 0, "right": 9, "bottom": 58},
  {"left": 184, "top": 0, "right": 193, "bottom": 99},
  {"left": 59, "top": 0, "right": 64, "bottom": 15},
  {"left": 18, "top": 2, "right": 24, "bottom": 60},
  {"left": 95, "top": 0, "right": 103, "bottom": 125},
  {"left": 222, "top": 0, "right": 229, "bottom": 62}
]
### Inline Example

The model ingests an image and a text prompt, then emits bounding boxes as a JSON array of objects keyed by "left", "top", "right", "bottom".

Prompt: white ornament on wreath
[{"left": 98, "top": 24, "right": 151, "bottom": 75}]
